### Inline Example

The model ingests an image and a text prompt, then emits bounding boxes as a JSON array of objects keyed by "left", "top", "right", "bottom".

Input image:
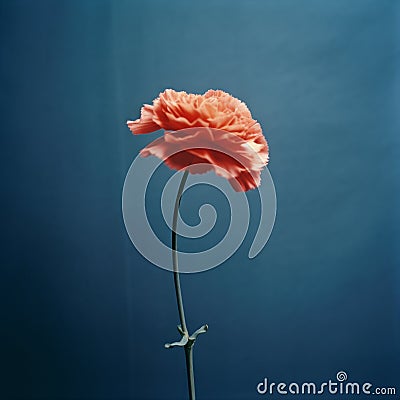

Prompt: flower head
[{"left": 127, "top": 89, "right": 269, "bottom": 191}]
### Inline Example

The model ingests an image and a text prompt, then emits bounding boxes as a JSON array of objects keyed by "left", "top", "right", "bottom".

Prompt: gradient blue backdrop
[{"left": 1, "top": 0, "right": 399, "bottom": 399}]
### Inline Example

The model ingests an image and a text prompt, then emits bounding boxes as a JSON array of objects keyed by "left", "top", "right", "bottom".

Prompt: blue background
[{"left": 1, "top": 0, "right": 399, "bottom": 399}]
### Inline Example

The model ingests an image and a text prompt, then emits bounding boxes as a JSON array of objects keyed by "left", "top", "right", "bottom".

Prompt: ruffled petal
[
  {"left": 127, "top": 104, "right": 160, "bottom": 134},
  {"left": 140, "top": 128, "right": 266, "bottom": 192}
]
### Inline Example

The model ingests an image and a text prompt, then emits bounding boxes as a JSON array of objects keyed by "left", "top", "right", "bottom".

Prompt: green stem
[
  {"left": 171, "top": 170, "right": 196, "bottom": 400},
  {"left": 184, "top": 345, "right": 195, "bottom": 399}
]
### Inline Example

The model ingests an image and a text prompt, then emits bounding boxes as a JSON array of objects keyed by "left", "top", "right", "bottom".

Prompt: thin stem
[
  {"left": 171, "top": 169, "right": 196, "bottom": 400},
  {"left": 172, "top": 169, "right": 189, "bottom": 334},
  {"left": 185, "top": 346, "right": 195, "bottom": 399}
]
